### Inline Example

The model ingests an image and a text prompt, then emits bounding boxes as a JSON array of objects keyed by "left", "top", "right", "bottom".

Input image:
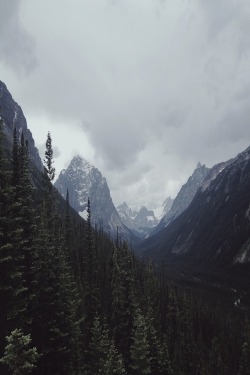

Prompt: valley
[{"left": 1, "top": 79, "right": 250, "bottom": 374}]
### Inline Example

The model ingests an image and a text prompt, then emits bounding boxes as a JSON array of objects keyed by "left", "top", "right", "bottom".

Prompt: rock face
[
  {"left": 156, "top": 197, "right": 174, "bottom": 220},
  {"left": 117, "top": 202, "right": 138, "bottom": 230},
  {"left": 138, "top": 146, "right": 250, "bottom": 267},
  {"left": 0, "top": 80, "right": 42, "bottom": 171},
  {"left": 151, "top": 163, "right": 209, "bottom": 235},
  {"left": 117, "top": 202, "right": 159, "bottom": 238},
  {"left": 134, "top": 206, "right": 158, "bottom": 230},
  {"left": 55, "top": 155, "right": 138, "bottom": 242}
]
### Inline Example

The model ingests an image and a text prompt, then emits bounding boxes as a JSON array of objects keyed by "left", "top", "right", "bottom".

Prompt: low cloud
[
  {"left": 1, "top": 0, "right": 250, "bottom": 210},
  {"left": 0, "top": 0, "right": 37, "bottom": 76}
]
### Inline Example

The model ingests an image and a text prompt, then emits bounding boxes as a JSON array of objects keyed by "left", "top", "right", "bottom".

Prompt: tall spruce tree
[
  {"left": 103, "top": 338, "right": 127, "bottom": 375},
  {"left": 43, "top": 131, "right": 55, "bottom": 182},
  {"left": 88, "top": 315, "right": 109, "bottom": 374},
  {"left": 130, "top": 307, "right": 151, "bottom": 375},
  {"left": 0, "top": 329, "right": 39, "bottom": 375}
]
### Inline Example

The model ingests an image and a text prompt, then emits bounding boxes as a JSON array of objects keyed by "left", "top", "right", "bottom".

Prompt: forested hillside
[{"left": 0, "top": 109, "right": 250, "bottom": 375}]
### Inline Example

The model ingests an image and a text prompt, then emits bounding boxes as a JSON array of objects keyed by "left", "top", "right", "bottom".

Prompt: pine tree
[
  {"left": 130, "top": 307, "right": 151, "bottom": 375},
  {"left": 0, "top": 329, "right": 39, "bottom": 375},
  {"left": 18, "top": 137, "right": 38, "bottom": 328},
  {"left": 88, "top": 315, "right": 110, "bottom": 374},
  {"left": 111, "top": 242, "right": 136, "bottom": 365},
  {"left": 7, "top": 131, "right": 30, "bottom": 330},
  {"left": 146, "top": 309, "right": 172, "bottom": 375},
  {"left": 82, "top": 198, "right": 100, "bottom": 346},
  {"left": 159, "top": 336, "right": 173, "bottom": 375},
  {"left": 103, "top": 338, "right": 127, "bottom": 375},
  {"left": 43, "top": 131, "right": 55, "bottom": 182},
  {"left": 0, "top": 113, "right": 26, "bottom": 350}
]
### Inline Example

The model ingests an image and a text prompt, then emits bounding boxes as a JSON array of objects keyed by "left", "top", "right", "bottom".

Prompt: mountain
[
  {"left": 117, "top": 202, "right": 138, "bottom": 229},
  {"left": 117, "top": 202, "right": 159, "bottom": 238},
  {"left": 134, "top": 205, "right": 158, "bottom": 230},
  {"left": 151, "top": 163, "right": 209, "bottom": 235},
  {"left": 55, "top": 155, "right": 139, "bottom": 242},
  {"left": 154, "top": 196, "right": 174, "bottom": 221},
  {"left": 0, "top": 80, "right": 42, "bottom": 171},
  {"left": 137, "top": 146, "right": 250, "bottom": 269}
]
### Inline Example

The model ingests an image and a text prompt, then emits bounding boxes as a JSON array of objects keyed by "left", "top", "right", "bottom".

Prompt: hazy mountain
[
  {"left": 151, "top": 163, "right": 209, "bottom": 236},
  {"left": 137, "top": 146, "right": 250, "bottom": 267},
  {"left": 55, "top": 155, "right": 139, "bottom": 242},
  {"left": 134, "top": 205, "right": 158, "bottom": 229},
  {"left": 117, "top": 202, "right": 138, "bottom": 229},
  {"left": 117, "top": 202, "right": 159, "bottom": 238},
  {"left": 0, "top": 80, "right": 42, "bottom": 171},
  {"left": 154, "top": 196, "right": 174, "bottom": 220}
]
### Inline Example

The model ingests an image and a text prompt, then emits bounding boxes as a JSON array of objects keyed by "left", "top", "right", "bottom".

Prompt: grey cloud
[
  {"left": 53, "top": 146, "right": 61, "bottom": 159},
  {"left": 1, "top": 0, "right": 250, "bottom": 210},
  {"left": 81, "top": 117, "right": 146, "bottom": 171},
  {"left": 0, "top": 0, "right": 37, "bottom": 75}
]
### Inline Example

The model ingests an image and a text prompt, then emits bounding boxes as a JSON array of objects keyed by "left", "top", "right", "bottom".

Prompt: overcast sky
[{"left": 1, "top": 0, "right": 250, "bottom": 211}]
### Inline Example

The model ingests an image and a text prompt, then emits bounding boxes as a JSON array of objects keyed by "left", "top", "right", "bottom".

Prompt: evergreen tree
[
  {"left": 130, "top": 307, "right": 151, "bottom": 375},
  {"left": 8, "top": 131, "right": 30, "bottom": 330},
  {"left": 18, "top": 137, "right": 38, "bottom": 328},
  {"left": 111, "top": 242, "right": 136, "bottom": 364},
  {"left": 0, "top": 329, "right": 39, "bottom": 375},
  {"left": 146, "top": 309, "right": 172, "bottom": 375},
  {"left": 103, "top": 338, "right": 127, "bottom": 375},
  {"left": 43, "top": 131, "right": 55, "bottom": 182},
  {"left": 82, "top": 198, "right": 100, "bottom": 347},
  {"left": 88, "top": 315, "right": 109, "bottom": 374},
  {"left": 159, "top": 336, "right": 173, "bottom": 375}
]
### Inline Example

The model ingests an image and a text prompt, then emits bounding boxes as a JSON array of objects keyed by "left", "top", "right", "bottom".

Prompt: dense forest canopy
[{"left": 0, "top": 109, "right": 250, "bottom": 374}]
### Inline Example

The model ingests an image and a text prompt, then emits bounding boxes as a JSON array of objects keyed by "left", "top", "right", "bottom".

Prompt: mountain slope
[
  {"left": 151, "top": 163, "right": 209, "bottom": 235},
  {"left": 55, "top": 155, "right": 139, "bottom": 242},
  {"left": 0, "top": 80, "right": 42, "bottom": 171},
  {"left": 154, "top": 196, "right": 174, "bottom": 221},
  {"left": 117, "top": 202, "right": 138, "bottom": 230},
  {"left": 138, "top": 146, "right": 250, "bottom": 267}
]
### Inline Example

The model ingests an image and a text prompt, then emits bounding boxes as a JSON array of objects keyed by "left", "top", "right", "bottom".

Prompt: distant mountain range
[
  {"left": 137, "top": 146, "right": 250, "bottom": 270},
  {"left": 117, "top": 202, "right": 158, "bottom": 239},
  {"left": 2, "top": 79, "right": 250, "bottom": 276}
]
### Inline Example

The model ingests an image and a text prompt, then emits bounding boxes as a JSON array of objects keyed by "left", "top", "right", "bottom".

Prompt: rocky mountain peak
[
  {"left": 135, "top": 206, "right": 158, "bottom": 227},
  {"left": 55, "top": 155, "right": 138, "bottom": 242},
  {"left": 119, "top": 201, "right": 129, "bottom": 211},
  {"left": 117, "top": 202, "right": 159, "bottom": 239}
]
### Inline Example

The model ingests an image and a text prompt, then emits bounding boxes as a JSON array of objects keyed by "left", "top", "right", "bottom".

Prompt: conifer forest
[{"left": 1, "top": 110, "right": 250, "bottom": 375}]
